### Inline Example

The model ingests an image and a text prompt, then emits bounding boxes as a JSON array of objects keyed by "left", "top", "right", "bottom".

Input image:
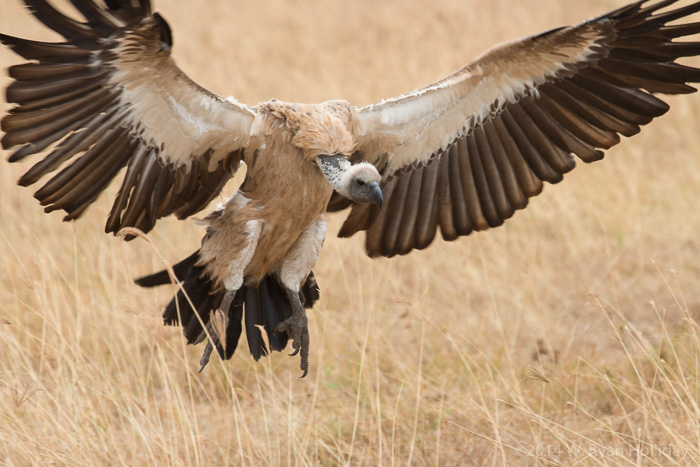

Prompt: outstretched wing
[
  {"left": 1, "top": 0, "right": 256, "bottom": 235},
  {"left": 330, "top": 0, "right": 700, "bottom": 257}
]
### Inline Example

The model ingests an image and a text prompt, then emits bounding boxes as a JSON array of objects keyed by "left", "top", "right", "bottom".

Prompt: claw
[
  {"left": 300, "top": 368, "right": 308, "bottom": 378},
  {"left": 199, "top": 341, "right": 213, "bottom": 373},
  {"left": 278, "top": 287, "right": 311, "bottom": 377}
]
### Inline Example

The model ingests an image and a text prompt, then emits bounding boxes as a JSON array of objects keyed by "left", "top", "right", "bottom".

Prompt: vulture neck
[{"left": 317, "top": 154, "right": 352, "bottom": 193}]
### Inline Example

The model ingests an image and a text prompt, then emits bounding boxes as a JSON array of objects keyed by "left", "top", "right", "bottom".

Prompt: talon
[
  {"left": 199, "top": 341, "right": 213, "bottom": 373},
  {"left": 280, "top": 287, "right": 311, "bottom": 377},
  {"left": 300, "top": 327, "right": 310, "bottom": 376}
]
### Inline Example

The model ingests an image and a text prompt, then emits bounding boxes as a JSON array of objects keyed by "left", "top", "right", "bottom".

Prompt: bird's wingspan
[
  {"left": 1, "top": 0, "right": 257, "bottom": 235},
  {"left": 331, "top": 0, "right": 700, "bottom": 258}
]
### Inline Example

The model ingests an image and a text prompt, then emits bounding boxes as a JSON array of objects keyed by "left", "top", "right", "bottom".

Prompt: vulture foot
[
  {"left": 198, "top": 289, "right": 235, "bottom": 373},
  {"left": 276, "top": 288, "right": 310, "bottom": 378}
]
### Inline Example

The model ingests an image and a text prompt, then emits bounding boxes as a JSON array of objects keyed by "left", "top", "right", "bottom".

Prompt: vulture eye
[{"left": 357, "top": 179, "right": 366, "bottom": 186}]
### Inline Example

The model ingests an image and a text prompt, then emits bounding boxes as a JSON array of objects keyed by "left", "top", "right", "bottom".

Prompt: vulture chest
[
  {"left": 245, "top": 147, "right": 332, "bottom": 282},
  {"left": 202, "top": 143, "right": 333, "bottom": 287}
]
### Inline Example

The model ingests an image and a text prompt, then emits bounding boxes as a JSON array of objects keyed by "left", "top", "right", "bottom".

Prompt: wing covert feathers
[
  {"left": 338, "top": 0, "right": 700, "bottom": 257},
  {"left": 2, "top": 0, "right": 255, "bottom": 235}
]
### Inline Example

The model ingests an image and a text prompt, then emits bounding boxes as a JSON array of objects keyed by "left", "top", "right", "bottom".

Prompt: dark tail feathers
[{"left": 135, "top": 250, "right": 320, "bottom": 361}]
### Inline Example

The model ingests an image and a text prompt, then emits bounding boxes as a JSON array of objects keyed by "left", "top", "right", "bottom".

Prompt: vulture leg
[
  {"left": 273, "top": 213, "right": 326, "bottom": 377},
  {"left": 275, "top": 287, "right": 310, "bottom": 378},
  {"left": 198, "top": 289, "right": 235, "bottom": 372}
]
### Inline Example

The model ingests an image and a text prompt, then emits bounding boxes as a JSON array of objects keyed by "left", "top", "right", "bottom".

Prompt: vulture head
[
  {"left": 317, "top": 156, "right": 383, "bottom": 207},
  {"left": 341, "top": 162, "right": 383, "bottom": 207}
]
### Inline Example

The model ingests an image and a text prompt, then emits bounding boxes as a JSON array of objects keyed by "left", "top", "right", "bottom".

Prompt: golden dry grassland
[{"left": 2, "top": 0, "right": 700, "bottom": 465}]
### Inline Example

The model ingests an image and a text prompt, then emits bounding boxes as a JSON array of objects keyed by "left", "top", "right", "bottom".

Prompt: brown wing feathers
[
  {"left": 336, "top": 0, "right": 700, "bottom": 258},
  {"left": 1, "top": 0, "right": 240, "bottom": 235}
]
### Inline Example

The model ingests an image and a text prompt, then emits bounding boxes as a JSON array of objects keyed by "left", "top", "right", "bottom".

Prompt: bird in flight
[{"left": 3, "top": 0, "right": 700, "bottom": 377}]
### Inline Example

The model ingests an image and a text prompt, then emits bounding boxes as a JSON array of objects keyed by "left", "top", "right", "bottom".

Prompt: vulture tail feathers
[{"left": 134, "top": 251, "right": 320, "bottom": 362}]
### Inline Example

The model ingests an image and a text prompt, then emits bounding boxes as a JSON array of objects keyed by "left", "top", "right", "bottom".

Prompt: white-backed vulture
[{"left": 3, "top": 0, "right": 700, "bottom": 376}]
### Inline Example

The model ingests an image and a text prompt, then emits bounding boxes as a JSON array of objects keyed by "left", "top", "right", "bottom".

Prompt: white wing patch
[
  {"left": 355, "top": 24, "right": 605, "bottom": 174},
  {"left": 109, "top": 42, "right": 255, "bottom": 168}
]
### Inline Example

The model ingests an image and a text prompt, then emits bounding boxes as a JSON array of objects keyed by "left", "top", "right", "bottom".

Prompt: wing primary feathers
[
  {"left": 539, "top": 83, "right": 633, "bottom": 139},
  {"left": 23, "top": 0, "right": 100, "bottom": 40},
  {"left": 654, "top": 21, "right": 700, "bottom": 39},
  {"left": 106, "top": 144, "right": 149, "bottom": 232},
  {"left": 3, "top": 88, "right": 115, "bottom": 151},
  {"left": 413, "top": 159, "right": 441, "bottom": 250},
  {"left": 490, "top": 117, "right": 543, "bottom": 199},
  {"left": 364, "top": 179, "right": 398, "bottom": 256},
  {"left": 6, "top": 116, "right": 89, "bottom": 163},
  {"left": 449, "top": 141, "right": 475, "bottom": 234},
  {"left": 394, "top": 168, "right": 424, "bottom": 255},
  {"left": 481, "top": 121, "right": 528, "bottom": 209},
  {"left": 6, "top": 67, "right": 108, "bottom": 105},
  {"left": 473, "top": 126, "right": 513, "bottom": 222},
  {"left": 519, "top": 98, "right": 602, "bottom": 163},
  {"left": 18, "top": 106, "right": 122, "bottom": 183},
  {"left": 119, "top": 149, "right": 160, "bottom": 229},
  {"left": 646, "top": 1, "right": 700, "bottom": 25},
  {"left": 6, "top": 73, "right": 109, "bottom": 114},
  {"left": 597, "top": 59, "right": 698, "bottom": 94},
  {"left": 499, "top": 108, "right": 562, "bottom": 183},
  {"left": 0, "top": 34, "right": 95, "bottom": 61},
  {"left": 337, "top": 202, "right": 377, "bottom": 238},
  {"left": 151, "top": 168, "right": 173, "bottom": 221},
  {"left": 379, "top": 170, "right": 413, "bottom": 257},
  {"left": 436, "top": 148, "right": 457, "bottom": 241},
  {"left": 35, "top": 126, "right": 125, "bottom": 206},
  {"left": 506, "top": 104, "right": 575, "bottom": 175},
  {"left": 8, "top": 62, "right": 92, "bottom": 81},
  {"left": 104, "top": 0, "right": 153, "bottom": 18},
  {"left": 536, "top": 90, "right": 618, "bottom": 151},
  {"left": 466, "top": 131, "right": 501, "bottom": 227},
  {"left": 636, "top": 0, "right": 680, "bottom": 16},
  {"left": 58, "top": 138, "right": 134, "bottom": 218},
  {"left": 556, "top": 80, "right": 646, "bottom": 133},
  {"left": 569, "top": 75, "right": 667, "bottom": 122},
  {"left": 69, "top": 0, "right": 124, "bottom": 31},
  {"left": 3, "top": 82, "right": 110, "bottom": 133}
]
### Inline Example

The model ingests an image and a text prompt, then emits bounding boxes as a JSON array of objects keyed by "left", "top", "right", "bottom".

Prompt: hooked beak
[{"left": 369, "top": 181, "right": 383, "bottom": 208}]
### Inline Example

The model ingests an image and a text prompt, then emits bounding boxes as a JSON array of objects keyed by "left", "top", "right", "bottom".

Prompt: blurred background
[{"left": 1, "top": 1, "right": 700, "bottom": 465}]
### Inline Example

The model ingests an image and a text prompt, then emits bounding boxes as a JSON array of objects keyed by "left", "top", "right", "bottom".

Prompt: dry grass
[{"left": 2, "top": 0, "right": 700, "bottom": 465}]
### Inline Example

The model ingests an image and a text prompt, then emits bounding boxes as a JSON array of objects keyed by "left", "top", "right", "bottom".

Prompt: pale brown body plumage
[{"left": 199, "top": 101, "right": 357, "bottom": 288}]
